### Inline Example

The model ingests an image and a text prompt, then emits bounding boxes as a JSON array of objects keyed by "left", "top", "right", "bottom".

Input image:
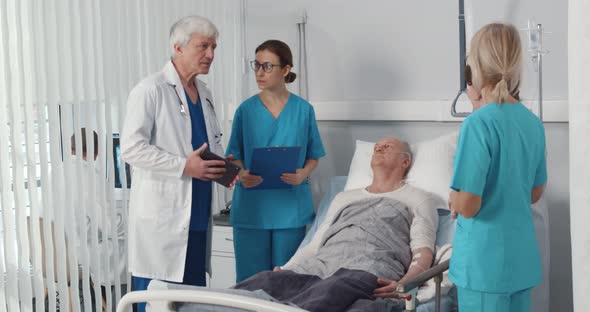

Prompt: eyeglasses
[
  {"left": 250, "top": 61, "right": 282, "bottom": 73},
  {"left": 465, "top": 64, "right": 473, "bottom": 86}
]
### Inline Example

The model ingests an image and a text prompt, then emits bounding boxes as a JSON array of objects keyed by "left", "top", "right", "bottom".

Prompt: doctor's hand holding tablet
[{"left": 185, "top": 142, "right": 240, "bottom": 188}]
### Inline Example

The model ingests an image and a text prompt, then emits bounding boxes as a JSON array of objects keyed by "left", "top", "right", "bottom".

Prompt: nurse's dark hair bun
[{"left": 285, "top": 72, "right": 297, "bottom": 83}]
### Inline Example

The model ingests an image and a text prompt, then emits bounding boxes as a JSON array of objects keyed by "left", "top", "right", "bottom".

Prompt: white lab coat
[{"left": 121, "top": 61, "right": 223, "bottom": 282}]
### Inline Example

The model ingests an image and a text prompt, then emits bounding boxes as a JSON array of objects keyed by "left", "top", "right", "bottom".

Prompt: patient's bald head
[{"left": 371, "top": 137, "right": 412, "bottom": 177}]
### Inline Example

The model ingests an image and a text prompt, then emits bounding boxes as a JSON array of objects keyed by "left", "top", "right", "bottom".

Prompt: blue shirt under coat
[
  {"left": 449, "top": 102, "right": 547, "bottom": 293},
  {"left": 186, "top": 92, "right": 212, "bottom": 231},
  {"left": 226, "top": 93, "right": 326, "bottom": 229}
]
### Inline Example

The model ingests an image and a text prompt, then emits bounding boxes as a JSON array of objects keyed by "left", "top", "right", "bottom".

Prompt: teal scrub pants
[
  {"left": 233, "top": 226, "right": 306, "bottom": 282},
  {"left": 457, "top": 287, "right": 531, "bottom": 312}
]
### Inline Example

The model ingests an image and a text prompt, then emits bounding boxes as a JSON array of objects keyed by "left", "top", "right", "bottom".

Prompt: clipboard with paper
[{"left": 249, "top": 146, "right": 302, "bottom": 190}]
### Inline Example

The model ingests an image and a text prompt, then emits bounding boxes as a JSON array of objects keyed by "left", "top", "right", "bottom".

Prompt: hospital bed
[
  {"left": 116, "top": 174, "right": 458, "bottom": 312},
  {"left": 117, "top": 134, "right": 549, "bottom": 312},
  {"left": 296, "top": 176, "right": 458, "bottom": 312}
]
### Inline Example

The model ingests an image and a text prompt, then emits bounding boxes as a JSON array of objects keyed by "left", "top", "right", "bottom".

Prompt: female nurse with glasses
[{"left": 226, "top": 39, "right": 325, "bottom": 282}]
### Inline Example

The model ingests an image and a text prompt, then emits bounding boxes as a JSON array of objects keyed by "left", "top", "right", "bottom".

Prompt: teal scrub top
[
  {"left": 449, "top": 103, "right": 547, "bottom": 293},
  {"left": 226, "top": 93, "right": 326, "bottom": 229}
]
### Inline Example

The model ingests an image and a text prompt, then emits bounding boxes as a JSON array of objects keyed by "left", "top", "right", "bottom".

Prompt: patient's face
[{"left": 371, "top": 138, "right": 408, "bottom": 171}]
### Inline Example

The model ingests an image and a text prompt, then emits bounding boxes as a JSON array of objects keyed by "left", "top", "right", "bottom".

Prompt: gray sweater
[{"left": 286, "top": 197, "right": 413, "bottom": 281}]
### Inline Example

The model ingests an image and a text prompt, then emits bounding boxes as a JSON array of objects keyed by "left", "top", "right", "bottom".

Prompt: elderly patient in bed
[{"left": 232, "top": 137, "right": 440, "bottom": 312}]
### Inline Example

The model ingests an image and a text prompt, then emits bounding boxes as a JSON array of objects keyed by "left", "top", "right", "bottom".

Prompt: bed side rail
[
  {"left": 396, "top": 259, "right": 451, "bottom": 312},
  {"left": 116, "top": 290, "right": 308, "bottom": 312}
]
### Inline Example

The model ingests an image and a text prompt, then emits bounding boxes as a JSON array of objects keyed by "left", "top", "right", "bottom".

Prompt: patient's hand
[
  {"left": 240, "top": 170, "right": 263, "bottom": 188},
  {"left": 273, "top": 266, "right": 281, "bottom": 272},
  {"left": 373, "top": 278, "right": 400, "bottom": 299}
]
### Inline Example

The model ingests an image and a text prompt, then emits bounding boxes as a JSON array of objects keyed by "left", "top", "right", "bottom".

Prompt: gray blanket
[
  {"left": 290, "top": 197, "right": 412, "bottom": 281},
  {"left": 234, "top": 268, "right": 404, "bottom": 312},
  {"left": 174, "top": 272, "right": 406, "bottom": 312},
  {"left": 176, "top": 197, "right": 412, "bottom": 312}
]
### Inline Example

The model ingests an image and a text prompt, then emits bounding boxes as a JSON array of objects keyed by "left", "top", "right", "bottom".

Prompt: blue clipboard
[{"left": 249, "top": 146, "right": 302, "bottom": 190}]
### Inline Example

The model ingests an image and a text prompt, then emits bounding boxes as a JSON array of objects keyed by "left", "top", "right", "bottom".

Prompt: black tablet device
[{"left": 199, "top": 149, "right": 241, "bottom": 187}]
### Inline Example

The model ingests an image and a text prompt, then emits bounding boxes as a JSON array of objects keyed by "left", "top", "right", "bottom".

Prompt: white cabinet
[
  {"left": 208, "top": 225, "right": 236, "bottom": 288},
  {"left": 209, "top": 255, "right": 236, "bottom": 288}
]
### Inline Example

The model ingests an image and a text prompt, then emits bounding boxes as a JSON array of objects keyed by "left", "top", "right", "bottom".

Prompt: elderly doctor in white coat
[{"left": 121, "top": 15, "right": 232, "bottom": 312}]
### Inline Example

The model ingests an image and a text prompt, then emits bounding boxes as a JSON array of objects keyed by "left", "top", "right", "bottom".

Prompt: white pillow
[
  {"left": 343, "top": 140, "right": 375, "bottom": 191},
  {"left": 406, "top": 132, "right": 459, "bottom": 208},
  {"left": 344, "top": 133, "right": 459, "bottom": 208}
]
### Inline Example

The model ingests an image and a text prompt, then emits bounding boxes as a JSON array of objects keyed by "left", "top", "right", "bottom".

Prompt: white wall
[
  {"left": 467, "top": 0, "right": 568, "bottom": 101},
  {"left": 245, "top": 0, "right": 456, "bottom": 101},
  {"left": 568, "top": 0, "right": 590, "bottom": 309},
  {"left": 244, "top": 0, "right": 568, "bottom": 121}
]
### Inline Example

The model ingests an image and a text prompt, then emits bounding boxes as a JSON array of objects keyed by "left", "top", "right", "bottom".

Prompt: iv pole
[
  {"left": 451, "top": 0, "right": 547, "bottom": 121},
  {"left": 528, "top": 22, "right": 546, "bottom": 121},
  {"left": 296, "top": 11, "right": 309, "bottom": 100}
]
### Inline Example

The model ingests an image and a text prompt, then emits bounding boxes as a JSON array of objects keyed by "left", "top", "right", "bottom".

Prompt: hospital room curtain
[
  {"left": 568, "top": 0, "right": 590, "bottom": 310},
  {"left": 0, "top": 0, "right": 245, "bottom": 311}
]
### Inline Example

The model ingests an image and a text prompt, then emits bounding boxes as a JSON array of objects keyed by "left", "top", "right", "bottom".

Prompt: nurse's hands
[
  {"left": 183, "top": 143, "right": 227, "bottom": 181},
  {"left": 373, "top": 278, "right": 400, "bottom": 298},
  {"left": 281, "top": 169, "right": 307, "bottom": 185},
  {"left": 225, "top": 154, "right": 240, "bottom": 189},
  {"left": 449, "top": 190, "right": 458, "bottom": 219},
  {"left": 239, "top": 170, "right": 263, "bottom": 188}
]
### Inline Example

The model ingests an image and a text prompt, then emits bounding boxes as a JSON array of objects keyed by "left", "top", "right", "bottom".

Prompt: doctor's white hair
[{"left": 169, "top": 16, "right": 219, "bottom": 58}]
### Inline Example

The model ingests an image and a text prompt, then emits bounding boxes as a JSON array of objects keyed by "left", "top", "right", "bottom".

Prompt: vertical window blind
[{"left": 0, "top": 0, "right": 245, "bottom": 311}]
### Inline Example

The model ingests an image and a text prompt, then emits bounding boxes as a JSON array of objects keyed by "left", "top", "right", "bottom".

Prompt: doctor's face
[
  {"left": 254, "top": 50, "right": 290, "bottom": 90},
  {"left": 174, "top": 33, "right": 216, "bottom": 76}
]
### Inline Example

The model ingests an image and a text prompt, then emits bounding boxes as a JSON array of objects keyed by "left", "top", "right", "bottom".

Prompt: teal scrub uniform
[
  {"left": 450, "top": 103, "right": 547, "bottom": 311},
  {"left": 226, "top": 93, "right": 325, "bottom": 282},
  {"left": 457, "top": 287, "right": 531, "bottom": 312}
]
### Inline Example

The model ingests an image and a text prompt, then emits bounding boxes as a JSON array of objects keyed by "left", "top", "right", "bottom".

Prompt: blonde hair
[{"left": 468, "top": 23, "right": 522, "bottom": 104}]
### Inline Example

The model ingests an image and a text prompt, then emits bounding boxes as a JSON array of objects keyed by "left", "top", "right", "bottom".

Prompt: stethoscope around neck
[
  {"left": 171, "top": 84, "right": 215, "bottom": 117},
  {"left": 171, "top": 84, "right": 223, "bottom": 143}
]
